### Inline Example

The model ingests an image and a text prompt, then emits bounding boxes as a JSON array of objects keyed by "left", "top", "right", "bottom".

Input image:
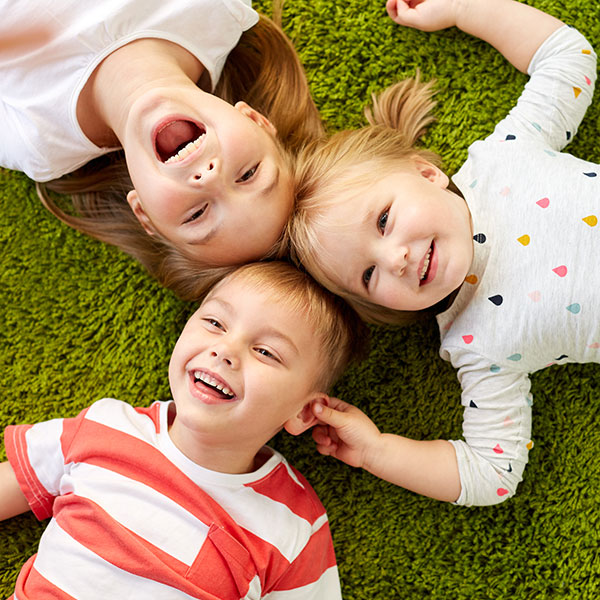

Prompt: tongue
[{"left": 155, "top": 120, "right": 199, "bottom": 161}]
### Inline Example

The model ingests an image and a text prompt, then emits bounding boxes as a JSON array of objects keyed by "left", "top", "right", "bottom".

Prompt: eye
[
  {"left": 185, "top": 203, "right": 208, "bottom": 224},
  {"left": 203, "top": 318, "right": 224, "bottom": 331},
  {"left": 255, "top": 347, "right": 280, "bottom": 362},
  {"left": 362, "top": 265, "right": 375, "bottom": 289},
  {"left": 377, "top": 208, "right": 389, "bottom": 233},
  {"left": 237, "top": 164, "right": 259, "bottom": 183}
]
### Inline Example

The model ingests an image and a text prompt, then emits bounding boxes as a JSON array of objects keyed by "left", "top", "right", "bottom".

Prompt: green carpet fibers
[{"left": 2, "top": 0, "right": 600, "bottom": 597}]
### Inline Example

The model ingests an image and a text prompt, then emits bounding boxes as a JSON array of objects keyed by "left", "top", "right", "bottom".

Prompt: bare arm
[
  {"left": 312, "top": 399, "right": 461, "bottom": 502},
  {"left": 0, "top": 461, "right": 31, "bottom": 520},
  {"left": 387, "top": 0, "right": 564, "bottom": 73}
]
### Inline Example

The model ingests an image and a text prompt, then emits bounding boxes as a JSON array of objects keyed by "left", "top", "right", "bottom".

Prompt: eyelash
[
  {"left": 255, "top": 347, "right": 278, "bottom": 361},
  {"left": 363, "top": 208, "right": 390, "bottom": 289},
  {"left": 378, "top": 208, "right": 389, "bottom": 233},
  {"left": 236, "top": 164, "right": 259, "bottom": 183},
  {"left": 204, "top": 318, "right": 224, "bottom": 330},
  {"left": 186, "top": 203, "right": 208, "bottom": 224}
]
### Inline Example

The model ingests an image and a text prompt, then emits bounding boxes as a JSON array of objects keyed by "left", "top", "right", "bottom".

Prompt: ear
[
  {"left": 234, "top": 101, "right": 278, "bottom": 137},
  {"left": 127, "top": 190, "right": 156, "bottom": 236},
  {"left": 412, "top": 157, "right": 449, "bottom": 189},
  {"left": 283, "top": 394, "right": 329, "bottom": 436}
]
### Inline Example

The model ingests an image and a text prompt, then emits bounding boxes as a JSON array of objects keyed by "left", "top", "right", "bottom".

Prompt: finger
[
  {"left": 319, "top": 396, "right": 353, "bottom": 413},
  {"left": 387, "top": 0, "right": 427, "bottom": 27},
  {"left": 386, "top": 0, "right": 400, "bottom": 20},
  {"left": 312, "top": 402, "right": 351, "bottom": 429},
  {"left": 312, "top": 426, "right": 331, "bottom": 445},
  {"left": 315, "top": 440, "right": 338, "bottom": 456}
]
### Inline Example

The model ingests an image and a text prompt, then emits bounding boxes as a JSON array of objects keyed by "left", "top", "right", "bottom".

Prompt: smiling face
[
  {"left": 314, "top": 159, "right": 474, "bottom": 312},
  {"left": 167, "top": 274, "right": 325, "bottom": 466},
  {"left": 123, "top": 89, "right": 292, "bottom": 266}
]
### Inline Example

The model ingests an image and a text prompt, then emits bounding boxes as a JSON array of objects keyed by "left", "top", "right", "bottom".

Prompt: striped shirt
[{"left": 5, "top": 399, "right": 341, "bottom": 599}]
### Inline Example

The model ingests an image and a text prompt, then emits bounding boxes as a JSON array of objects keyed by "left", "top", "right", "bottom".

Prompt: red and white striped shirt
[{"left": 5, "top": 399, "right": 341, "bottom": 599}]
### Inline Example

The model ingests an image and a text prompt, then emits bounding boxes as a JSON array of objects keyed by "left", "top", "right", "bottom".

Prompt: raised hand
[
  {"left": 312, "top": 397, "right": 382, "bottom": 469},
  {"left": 386, "top": 0, "right": 461, "bottom": 32}
]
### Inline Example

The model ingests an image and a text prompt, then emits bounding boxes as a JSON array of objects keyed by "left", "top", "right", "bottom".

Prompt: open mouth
[
  {"left": 419, "top": 241, "right": 434, "bottom": 285},
  {"left": 191, "top": 370, "right": 235, "bottom": 400},
  {"left": 154, "top": 119, "right": 206, "bottom": 164}
]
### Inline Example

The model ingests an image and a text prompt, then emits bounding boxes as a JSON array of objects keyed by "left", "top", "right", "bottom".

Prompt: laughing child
[
  {"left": 287, "top": 0, "right": 598, "bottom": 506},
  {"left": 0, "top": 261, "right": 368, "bottom": 599}
]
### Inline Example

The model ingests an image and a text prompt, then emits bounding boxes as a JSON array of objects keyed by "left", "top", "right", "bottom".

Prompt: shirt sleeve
[
  {"left": 445, "top": 349, "right": 534, "bottom": 507},
  {"left": 489, "top": 25, "right": 596, "bottom": 151},
  {"left": 4, "top": 408, "right": 88, "bottom": 519}
]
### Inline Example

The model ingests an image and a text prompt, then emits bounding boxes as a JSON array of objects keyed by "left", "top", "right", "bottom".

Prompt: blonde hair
[
  {"left": 287, "top": 75, "right": 450, "bottom": 326},
  {"left": 37, "top": 11, "right": 323, "bottom": 302},
  {"left": 209, "top": 261, "right": 369, "bottom": 391}
]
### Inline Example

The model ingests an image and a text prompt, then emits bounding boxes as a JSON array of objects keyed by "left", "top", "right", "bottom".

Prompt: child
[
  {"left": 0, "top": 0, "right": 322, "bottom": 300},
  {"left": 287, "top": 0, "right": 598, "bottom": 506},
  {"left": 0, "top": 261, "right": 368, "bottom": 599}
]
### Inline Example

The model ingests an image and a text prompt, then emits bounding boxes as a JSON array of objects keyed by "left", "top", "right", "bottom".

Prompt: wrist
[
  {"left": 361, "top": 431, "right": 386, "bottom": 475},
  {"left": 452, "top": 0, "right": 475, "bottom": 32}
]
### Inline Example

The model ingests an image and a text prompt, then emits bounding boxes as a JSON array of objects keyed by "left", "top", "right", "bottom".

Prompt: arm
[
  {"left": 386, "top": 0, "right": 563, "bottom": 72},
  {"left": 0, "top": 460, "right": 31, "bottom": 520},
  {"left": 312, "top": 399, "right": 461, "bottom": 503}
]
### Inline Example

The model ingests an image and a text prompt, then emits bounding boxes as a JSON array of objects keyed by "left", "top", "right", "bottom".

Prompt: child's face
[
  {"left": 315, "top": 160, "right": 473, "bottom": 311},
  {"left": 168, "top": 276, "right": 323, "bottom": 456},
  {"left": 124, "top": 91, "right": 292, "bottom": 266}
]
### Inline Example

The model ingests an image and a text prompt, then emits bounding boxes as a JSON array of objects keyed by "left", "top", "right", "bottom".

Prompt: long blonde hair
[
  {"left": 37, "top": 11, "right": 323, "bottom": 302},
  {"left": 287, "top": 75, "right": 451, "bottom": 326}
]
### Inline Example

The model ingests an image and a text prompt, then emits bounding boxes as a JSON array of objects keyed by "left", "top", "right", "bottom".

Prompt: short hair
[
  {"left": 207, "top": 261, "right": 369, "bottom": 390},
  {"left": 285, "top": 75, "right": 443, "bottom": 325}
]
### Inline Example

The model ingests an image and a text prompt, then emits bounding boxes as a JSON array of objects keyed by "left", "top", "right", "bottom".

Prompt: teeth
[
  {"left": 165, "top": 134, "right": 206, "bottom": 164},
  {"left": 420, "top": 246, "right": 432, "bottom": 280},
  {"left": 193, "top": 370, "right": 233, "bottom": 397}
]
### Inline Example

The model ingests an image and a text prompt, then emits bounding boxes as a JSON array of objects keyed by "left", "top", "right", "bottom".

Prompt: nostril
[
  {"left": 207, "top": 162, "right": 214, "bottom": 171},
  {"left": 194, "top": 174, "right": 201, "bottom": 180}
]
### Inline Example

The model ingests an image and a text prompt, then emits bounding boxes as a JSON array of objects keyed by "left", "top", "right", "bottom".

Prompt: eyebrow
[
  {"left": 259, "top": 166, "right": 280, "bottom": 202},
  {"left": 188, "top": 223, "right": 220, "bottom": 246},
  {"left": 260, "top": 326, "right": 300, "bottom": 357},
  {"left": 202, "top": 296, "right": 300, "bottom": 356},
  {"left": 363, "top": 205, "right": 377, "bottom": 228}
]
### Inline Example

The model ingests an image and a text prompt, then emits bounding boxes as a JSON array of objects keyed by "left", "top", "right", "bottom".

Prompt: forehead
[
  {"left": 313, "top": 196, "right": 373, "bottom": 290},
  {"left": 201, "top": 275, "right": 320, "bottom": 345}
]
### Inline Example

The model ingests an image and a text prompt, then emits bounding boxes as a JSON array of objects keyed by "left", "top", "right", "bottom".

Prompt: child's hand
[
  {"left": 386, "top": 0, "right": 461, "bottom": 32},
  {"left": 312, "top": 397, "right": 381, "bottom": 469}
]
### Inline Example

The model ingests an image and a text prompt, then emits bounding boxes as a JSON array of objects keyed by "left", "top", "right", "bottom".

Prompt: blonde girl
[
  {"left": 288, "top": 0, "right": 598, "bottom": 506},
  {"left": 1, "top": 0, "right": 321, "bottom": 299}
]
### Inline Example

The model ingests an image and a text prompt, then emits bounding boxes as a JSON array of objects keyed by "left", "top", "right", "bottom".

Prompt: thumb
[{"left": 312, "top": 399, "right": 351, "bottom": 428}]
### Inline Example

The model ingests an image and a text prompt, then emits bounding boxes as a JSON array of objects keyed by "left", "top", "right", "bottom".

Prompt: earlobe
[
  {"left": 234, "top": 101, "right": 278, "bottom": 136},
  {"left": 283, "top": 394, "right": 329, "bottom": 436},
  {"left": 127, "top": 190, "right": 156, "bottom": 236},
  {"left": 413, "top": 157, "right": 449, "bottom": 189}
]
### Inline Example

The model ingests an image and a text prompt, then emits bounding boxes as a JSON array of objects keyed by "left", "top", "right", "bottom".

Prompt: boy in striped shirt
[{"left": 0, "top": 261, "right": 368, "bottom": 600}]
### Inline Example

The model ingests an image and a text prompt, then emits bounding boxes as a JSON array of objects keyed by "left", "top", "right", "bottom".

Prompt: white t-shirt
[
  {"left": 437, "top": 26, "right": 598, "bottom": 506},
  {"left": 0, "top": 0, "right": 258, "bottom": 181}
]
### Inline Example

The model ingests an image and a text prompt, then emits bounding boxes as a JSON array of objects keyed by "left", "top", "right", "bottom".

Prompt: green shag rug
[{"left": 2, "top": 1, "right": 600, "bottom": 597}]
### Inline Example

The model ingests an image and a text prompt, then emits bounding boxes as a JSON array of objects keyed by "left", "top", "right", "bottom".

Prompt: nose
[
  {"left": 209, "top": 341, "right": 240, "bottom": 369},
  {"left": 385, "top": 245, "right": 409, "bottom": 277},
  {"left": 190, "top": 157, "right": 220, "bottom": 185}
]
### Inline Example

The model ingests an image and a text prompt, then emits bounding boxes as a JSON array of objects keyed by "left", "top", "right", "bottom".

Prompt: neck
[
  {"left": 168, "top": 418, "right": 271, "bottom": 475},
  {"left": 78, "top": 38, "right": 205, "bottom": 147}
]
